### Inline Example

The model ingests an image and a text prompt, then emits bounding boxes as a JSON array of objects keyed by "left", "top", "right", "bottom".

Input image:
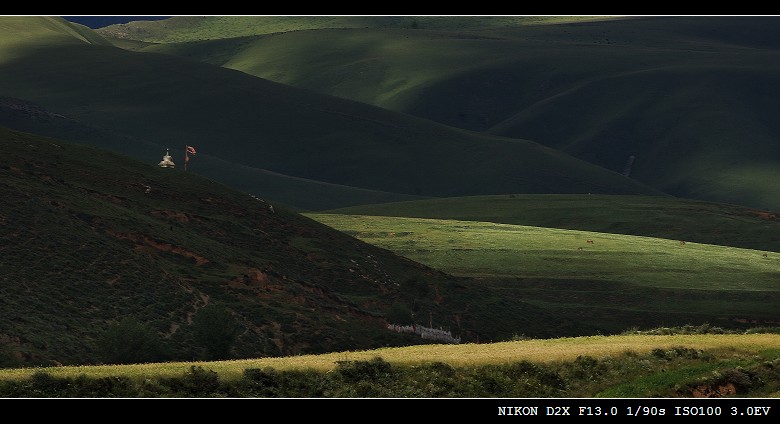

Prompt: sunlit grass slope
[
  {"left": 97, "top": 16, "right": 619, "bottom": 43},
  {"left": 326, "top": 194, "right": 780, "bottom": 252},
  {"left": 1, "top": 334, "right": 776, "bottom": 380},
  {"left": 0, "top": 16, "right": 109, "bottom": 51},
  {"left": 308, "top": 214, "right": 780, "bottom": 289},
  {"left": 307, "top": 213, "right": 780, "bottom": 332},
  {"left": 2, "top": 334, "right": 780, "bottom": 398}
]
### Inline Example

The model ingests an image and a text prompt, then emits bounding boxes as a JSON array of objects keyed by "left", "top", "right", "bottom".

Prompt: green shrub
[
  {"left": 0, "top": 345, "right": 20, "bottom": 368},
  {"left": 240, "top": 367, "right": 280, "bottom": 397},
  {"left": 564, "top": 355, "right": 609, "bottom": 382},
  {"left": 192, "top": 305, "right": 241, "bottom": 360},
  {"left": 69, "top": 375, "right": 135, "bottom": 397},
  {"left": 335, "top": 357, "right": 395, "bottom": 383},
  {"left": 404, "top": 362, "right": 457, "bottom": 397},
  {"left": 386, "top": 303, "right": 413, "bottom": 325},
  {"left": 96, "top": 317, "right": 165, "bottom": 364},
  {"left": 651, "top": 346, "right": 703, "bottom": 361},
  {"left": 160, "top": 366, "right": 222, "bottom": 397},
  {"left": 507, "top": 361, "right": 567, "bottom": 392}
]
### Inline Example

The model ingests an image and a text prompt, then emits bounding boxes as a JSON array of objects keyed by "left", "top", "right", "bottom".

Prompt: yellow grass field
[{"left": 1, "top": 334, "right": 778, "bottom": 382}]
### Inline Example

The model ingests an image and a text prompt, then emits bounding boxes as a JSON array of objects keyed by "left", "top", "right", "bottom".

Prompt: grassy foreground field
[
  {"left": 307, "top": 214, "right": 780, "bottom": 290},
  {"left": 2, "top": 334, "right": 780, "bottom": 397},
  {"left": 0, "top": 334, "right": 774, "bottom": 380}
]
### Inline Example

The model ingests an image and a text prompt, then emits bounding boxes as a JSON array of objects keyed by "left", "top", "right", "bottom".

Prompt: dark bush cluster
[
  {"left": 0, "top": 372, "right": 135, "bottom": 397},
  {"left": 623, "top": 324, "right": 780, "bottom": 336},
  {"left": 651, "top": 346, "right": 705, "bottom": 361},
  {"left": 0, "top": 358, "right": 570, "bottom": 398}
]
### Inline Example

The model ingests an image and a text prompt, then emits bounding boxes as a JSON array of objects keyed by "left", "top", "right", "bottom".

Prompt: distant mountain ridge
[{"left": 64, "top": 16, "right": 170, "bottom": 29}]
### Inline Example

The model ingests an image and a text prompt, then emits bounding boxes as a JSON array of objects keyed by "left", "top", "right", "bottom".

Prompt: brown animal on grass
[
  {"left": 763, "top": 252, "right": 769, "bottom": 258},
  {"left": 680, "top": 240, "right": 686, "bottom": 246},
  {"left": 586, "top": 239, "right": 594, "bottom": 244},
  {"left": 577, "top": 247, "right": 583, "bottom": 251}
]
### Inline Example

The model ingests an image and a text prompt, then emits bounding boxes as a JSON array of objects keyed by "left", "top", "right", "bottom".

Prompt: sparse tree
[
  {"left": 192, "top": 305, "right": 241, "bottom": 360},
  {"left": 97, "top": 317, "right": 164, "bottom": 364},
  {"left": 386, "top": 303, "right": 413, "bottom": 325},
  {"left": 0, "top": 342, "right": 20, "bottom": 368}
]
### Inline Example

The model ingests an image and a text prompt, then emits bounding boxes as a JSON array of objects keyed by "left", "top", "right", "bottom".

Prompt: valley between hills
[{"left": 1, "top": 16, "right": 779, "bottom": 399}]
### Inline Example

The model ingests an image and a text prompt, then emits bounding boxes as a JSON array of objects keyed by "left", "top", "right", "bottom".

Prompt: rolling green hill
[
  {"left": 0, "top": 16, "right": 110, "bottom": 49},
  {"left": 307, "top": 213, "right": 780, "bottom": 333},
  {"left": 0, "top": 17, "right": 658, "bottom": 211},
  {"left": 129, "top": 16, "right": 780, "bottom": 210},
  {"left": 96, "top": 16, "right": 618, "bottom": 43},
  {"left": 0, "top": 95, "right": 426, "bottom": 211},
  {"left": 326, "top": 194, "right": 780, "bottom": 252},
  {"left": 0, "top": 126, "right": 766, "bottom": 368},
  {"left": 309, "top": 214, "right": 780, "bottom": 288},
  {"left": 3, "top": 16, "right": 777, "bottom": 373},
  {"left": 2, "top": 125, "right": 604, "bottom": 366}
]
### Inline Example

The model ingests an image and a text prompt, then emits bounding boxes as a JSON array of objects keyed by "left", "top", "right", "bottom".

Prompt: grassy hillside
[
  {"left": 2, "top": 333, "right": 780, "bottom": 397},
  {"left": 0, "top": 16, "right": 110, "bottom": 49},
  {"left": 0, "top": 95, "right": 426, "bottom": 211},
  {"left": 309, "top": 214, "right": 780, "bottom": 287},
  {"left": 97, "top": 16, "right": 618, "bottom": 43},
  {"left": 0, "top": 126, "right": 540, "bottom": 366},
  {"left": 0, "top": 17, "right": 658, "bottom": 211},
  {"left": 0, "top": 125, "right": 420, "bottom": 364},
  {"left": 8, "top": 126, "right": 657, "bottom": 367},
  {"left": 136, "top": 16, "right": 780, "bottom": 210},
  {"left": 326, "top": 194, "right": 780, "bottom": 252},
  {"left": 308, "top": 213, "right": 780, "bottom": 332}
]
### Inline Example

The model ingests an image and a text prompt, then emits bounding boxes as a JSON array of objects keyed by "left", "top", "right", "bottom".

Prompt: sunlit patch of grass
[
  {"left": 2, "top": 334, "right": 779, "bottom": 382},
  {"left": 307, "top": 214, "right": 780, "bottom": 290}
]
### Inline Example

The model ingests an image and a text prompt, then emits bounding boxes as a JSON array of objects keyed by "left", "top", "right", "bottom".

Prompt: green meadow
[
  {"left": 327, "top": 194, "right": 780, "bottom": 252},
  {"left": 308, "top": 214, "right": 780, "bottom": 290},
  {"left": 307, "top": 213, "right": 780, "bottom": 333}
]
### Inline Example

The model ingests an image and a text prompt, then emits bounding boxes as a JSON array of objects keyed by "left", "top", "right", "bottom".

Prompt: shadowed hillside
[
  {"left": 130, "top": 16, "right": 780, "bottom": 210},
  {"left": 0, "top": 17, "right": 658, "bottom": 211},
  {"left": 0, "top": 95, "right": 426, "bottom": 211},
  {"left": 0, "top": 126, "right": 597, "bottom": 367}
]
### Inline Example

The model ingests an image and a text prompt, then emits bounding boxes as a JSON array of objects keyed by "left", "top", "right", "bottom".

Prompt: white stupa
[{"left": 158, "top": 149, "right": 175, "bottom": 168}]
